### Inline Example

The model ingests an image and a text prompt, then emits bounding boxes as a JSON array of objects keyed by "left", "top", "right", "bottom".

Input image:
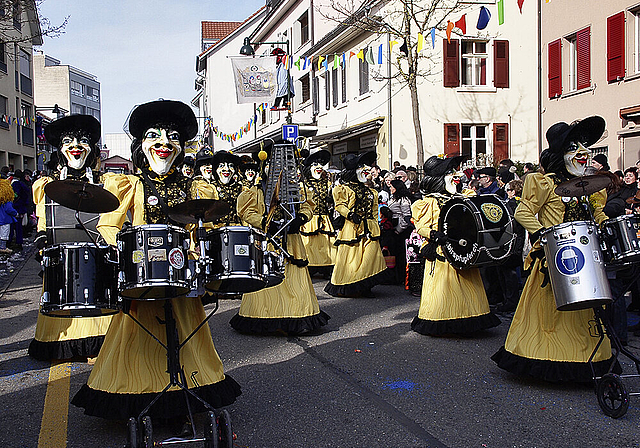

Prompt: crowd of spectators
[{"left": 0, "top": 166, "right": 36, "bottom": 255}]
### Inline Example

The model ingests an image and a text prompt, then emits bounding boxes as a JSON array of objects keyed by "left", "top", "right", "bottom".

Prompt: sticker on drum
[
  {"left": 555, "top": 245, "right": 585, "bottom": 276},
  {"left": 234, "top": 244, "right": 250, "bottom": 256},
  {"left": 480, "top": 203, "right": 503, "bottom": 223},
  {"left": 132, "top": 250, "right": 144, "bottom": 264},
  {"left": 148, "top": 248, "right": 167, "bottom": 262},
  {"left": 148, "top": 195, "right": 159, "bottom": 205},
  {"left": 570, "top": 277, "right": 580, "bottom": 285},
  {"left": 148, "top": 236, "right": 164, "bottom": 247},
  {"left": 168, "top": 248, "right": 185, "bottom": 269},
  {"left": 561, "top": 196, "right": 571, "bottom": 203},
  {"left": 580, "top": 236, "right": 589, "bottom": 245}
]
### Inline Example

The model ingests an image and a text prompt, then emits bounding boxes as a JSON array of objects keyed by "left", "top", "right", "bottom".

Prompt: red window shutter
[
  {"left": 494, "top": 40, "right": 509, "bottom": 88},
  {"left": 548, "top": 39, "right": 562, "bottom": 98},
  {"left": 576, "top": 27, "right": 591, "bottom": 90},
  {"left": 443, "top": 39, "right": 460, "bottom": 87},
  {"left": 493, "top": 123, "right": 509, "bottom": 162},
  {"left": 444, "top": 123, "right": 460, "bottom": 156},
  {"left": 607, "top": 12, "right": 625, "bottom": 82}
]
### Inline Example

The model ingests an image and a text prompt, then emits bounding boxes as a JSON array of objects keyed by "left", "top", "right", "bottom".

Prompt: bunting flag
[
  {"left": 294, "top": 57, "right": 301, "bottom": 69},
  {"left": 430, "top": 28, "right": 436, "bottom": 48},
  {"left": 349, "top": 51, "right": 356, "bottom": 61},
  {"left": 365, "top": 46, "right": 375, "bottom": 64},
  {"left": 333, "top": 54, "right": 339, "bottom": 69},
  {"left": 498, "top": 0, "right": 504, "bottom": 25},
  {"left": 417, "top": 33, "right": 424, "bottom": 53},
  {"left": 390, "top": 40, "right": 398, "bottom": 53},
  {"left": 518, "top": 0, "right": 525, "bottom": 12},
  {"left": 477, "top": 6, "right": 491, "bottom": 30},
  {"left": 318, "top": 55, "right": 325, "bottom": 70},
  {"left": 378, "top": 44, "right": 383, "bottom": 63},
  {"left": 446, "top": 20, "right": 454, "bottom": 43},
  {"left": 342, "top": 52, "right": 346, "bottom": 66},
  {"left": 322, "top": 56, "right": 328, "bottom": 70},
  {"left": 399, "top": 40, "right": 408, "bottom": 56},
  {"left": 302, "top": 57, "right": 309, "bottom": 70},
  {"left": 455, "top": 14, "right": 466, "bottom": 35},
  {"left": 357, "top": 49, "right": 364, "bottom": 61}
]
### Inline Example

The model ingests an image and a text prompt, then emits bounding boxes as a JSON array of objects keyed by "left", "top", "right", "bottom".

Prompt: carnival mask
[
  {"left": 61, "top": 134, "right": 91, "bottom": 170},
  {"left": 244, "top": 169, "right": 256, "bottom": 183},
  {"left": 356, "top": 164, "right": 371, "bottom": 183},
  {"left": 310, "top": 162, "right": 327, "bottom": 180},
  {"left": 563, "top": 141, "right": 591, "bottom": 177},
  {"left": 142, "top": 127, "right": 181, "bottom": 175},
  {"left": 181, "top": 165, "right": 193, "bottom": 178},
  {"left": 444, "top": 169, "right": 462, "bottom": 195},
  {"left": 216, "top": 162, "right": 235, "bottom": 185},
  {"left": 200, "top": 163, "right": 213, "bottom": 181}
]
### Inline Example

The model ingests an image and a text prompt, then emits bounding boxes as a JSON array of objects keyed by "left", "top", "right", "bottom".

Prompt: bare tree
[
  {"left": 317, "top": 0, "right": 467, "bottom": 167},
  {"left": 0, "top": 0, "right": 68, "bottom": 47}
]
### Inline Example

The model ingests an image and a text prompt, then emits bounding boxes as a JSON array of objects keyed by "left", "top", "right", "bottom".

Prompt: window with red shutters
[
  {"left": 443, "top": 39, "right": 460, "bottom": 87},
  {"left": 548, "top": 39, "right": 562, "bottom": 98},
  {"left": 576, "top": 27, "right": 590, "bottom": 90},
  {"left": 493, "top": 123, "right": 509, "bottom": 162},
  {"left": 444, "top": 123, "right": 460, "bottom": 156},
  {"left": 494, "top": 40, "right": 509, "bottom": 88},
  {"left": 607, "top": 12, "right": 625, "bottom": 82}
]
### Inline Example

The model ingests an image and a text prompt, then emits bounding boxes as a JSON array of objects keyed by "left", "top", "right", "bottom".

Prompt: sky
[{"left": 37, "top": 0, "right": 264, "bottom": 135}]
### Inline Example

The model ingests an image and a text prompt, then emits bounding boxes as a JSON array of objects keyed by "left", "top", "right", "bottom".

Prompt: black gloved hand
[
  {"left": 529, "top": 227, "right": 545, "bottom": 245},
  {"left": 267, "top": 221, "right": 281, "bottom": 236},
  {"left": 429, "top": 230, "right": 448, "bottom": 246},
  {"left": 35, "top": 231, "right": 47, "bottom": 249},
  {"left": 347, "top": 211, "right": 362, "bottom": 225},
  {"left": 35, "top": 250, "right": 44, "bottom": 262},
  {"left": 287, "top": 215, "right": 306, "bottom": 234},
  {"left": 420, "top": 241, "right": 439, "bottom": 262}
]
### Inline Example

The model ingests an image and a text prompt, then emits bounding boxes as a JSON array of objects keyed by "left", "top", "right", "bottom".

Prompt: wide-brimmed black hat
[
  {"left": 238, "top": 155, "right": 258, "bottom": 172},
  {"left": 546, "top": 116, "right": 606, "bottom": 154},
  {"left": 304, "top": 150, "right": 331, "bottom": 167},
  {"left": 477, "top": 166, "right": 497, "bottom": 178},
  {"left": 182, "top": 154, "right": 195, "bottom": 167},
  {"left": 422, "top": 155, "right": 465, "bottom": 177},
  {"left": 194, "top": 147, "right": 215, "bottom": 170},
  {"left": 344, "top": 151, "right": 376, "bottom": 170},
  {"left": 128, "top": 100, "right": 198, "bottom": 141},
  {"left": 212, "top": 150, "right": 241, "bottom": 168},
  {"left": 44, "top": 114, "right": 101, "bottom": 149}
]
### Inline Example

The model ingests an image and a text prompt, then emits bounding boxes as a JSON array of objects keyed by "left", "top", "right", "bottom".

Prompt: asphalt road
[{"left": 1, "top": 249, "right": 640, "bottom": 448}]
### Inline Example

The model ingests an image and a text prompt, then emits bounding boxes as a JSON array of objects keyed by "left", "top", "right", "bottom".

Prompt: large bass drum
[
  {"left": 601, "top": 214, "right": 640, "bottom": 268},
  {"left": 541, "top": 221, "right": 612, "bottom": 311},
  {"left": 41, "top": 242, "right": 119, "bottom": 317},
  {"left": 438, "top": 194, "right": 515, "bottom": 269}
]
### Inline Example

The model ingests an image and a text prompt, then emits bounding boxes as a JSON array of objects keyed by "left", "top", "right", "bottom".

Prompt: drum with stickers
[
  {"left": 438, "top": 194, "right": 515, "bottom": 269},
  {"left": 40, "top": 242, "right": 119, "bottom": 317},
  {"left": 117, "top": 224, "right": 191, "bottom": 299},
  {"left": 601, "top": 214, "right": 640, "bottom": 268},
  {"left": 202, "top": 226, "right": 266, "bottom": 293},
  {"left": 541, "top": 221, "right": 612, "bottom": 311}
]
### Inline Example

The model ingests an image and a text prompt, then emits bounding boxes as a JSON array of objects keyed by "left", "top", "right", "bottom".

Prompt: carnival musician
[
  {"left": 72, "top": 100, "right": 241, "bottom": 420},
  {"left": 492, "top": 116, "right": 616, "bottom": 382},
  {"left": 28, "top": 114, "right": 113, "bottom": 361},
  {"left": 410, "top": 155, "right": 501, "bottom": 336},
  {"left": 238, "top": 154, "right": 259, "bottom": 188}
]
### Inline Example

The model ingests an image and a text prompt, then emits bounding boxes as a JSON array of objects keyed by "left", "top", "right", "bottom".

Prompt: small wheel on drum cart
[
  {"left": 597, "top": 373, "right": 629, "bottom": 418},
  {"left": 141, "top": 415, "right": 153, "bottom": 448},
  {"left": 204, "top": 411, "right": 219, "bottom": 448},
  {"left": 127, "top": 417, "right": 139, "bottom": 448},
  {"left": 216, "top": 409, "right": 233, "bottom": 448}
]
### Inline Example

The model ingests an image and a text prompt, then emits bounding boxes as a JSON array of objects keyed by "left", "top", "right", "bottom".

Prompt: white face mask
[
  {"left": 310, "top": 162, "right": 326, "bottom": 180},
  {"left": 200, "top": 163, "right": 213, "bottom": 181},
  {"left": 444, "top": 170, "right": 462, "bottom": 194},
  {"left": 563, "top": 142, "right": 591, "bottom": 177},
  {"left": 141, "top": 127, "right": 181, "bottom": 175},
  {"left": 245, "top": 169, "right": 256, "bottom": 182},
  {"left": 181, "top": 165, "right": 193, "bottom": 177},
  {"left": 61, "top": 134, "right": 92, "bottom": 170},
  {"left": 356, "top": 164, "right": 371, "bottom": 183},
  {"left": 216, "top": 162, "right": 235, "bottom": 185}
]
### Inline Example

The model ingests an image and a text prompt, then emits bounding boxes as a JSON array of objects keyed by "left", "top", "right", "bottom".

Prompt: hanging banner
[{"left": 230, "top": 56, "right": 277, "bottom": 105}]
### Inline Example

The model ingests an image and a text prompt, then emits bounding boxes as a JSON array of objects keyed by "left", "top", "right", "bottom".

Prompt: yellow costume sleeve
[
  {"left": 299, "top": 185, "right": 315, "bottom": 221},
  {"left": 237, "top": 186, "right": 265, "bottom": 229},
  {"left": 32, "top": 176, "right": 52, "bottom": 233},
  {"left": 411, "top": 197, "right": 439, "bottom": 239},
  {"left": 191, "top": 178, "right": 218, "bottom": 200},
  {"left": 332, "top": 184, "right": 355, "bottom": 218},
  {"left": 591, "top": 189, "right": 608, "bottom": 224},
  {"left": 97, "top": 174, "right": 136, "bottom": 246},
  {"left": 514, "top": 172, "right": 550, "bottom": 234}
]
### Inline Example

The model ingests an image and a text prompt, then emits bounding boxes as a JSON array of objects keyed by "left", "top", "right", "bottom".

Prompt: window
[
  {"left": 548, "top": 39, "right": 562, "bottom": 97},
  {"left": 86, "top": 86, "right": 100, "bottom": 102},
  {"left": 461, "top": 124, "right": 487, "bottom": 161},
  {"left": 566, "top": 27, "right": 590, "bottom": 91},
  {"left": 607, "top": 12, "right": 625, "bottom": 82},
  {"left": 358, "top": 48, "right": 369, "bottom": 95},
  {"left": 312, "top": 75, "right": 319, "bottom": 115},
  {"left": 323, "top": 72, "right": 330, "bottom": 110},
  {"left": 21, "top": 101, "right": 33, "bottom": 146},
  {"left": 72, "top": 104, "right": 86, "bottom": 114},
  {"left": 71, "top": 80, "right": 85, "bottom": 97},
  {"left": 0, "top": 41, "right": 5, "bottom": 73},
  {"left": 298, "top": 11, "right": 309, "bottom": 46},
  {"left": 634, "top": 8, "right": 640, "bottom": 74},
  {"left": 461, "top": 41, "right": 487, "bottom": 86},
  {"left": 300, "top": 73, "right": 310, "bottom": 103},
  {"left": 0, "top": 95, "right": 8, "bottom": 130},
  {"left": 19, "top": 48, "right": 31, "bottom": 95},
  {"left": 88, "top": 107, "right": 100, "bottom": 120},
  {"left": 331, "top": 64, "right": 338, "bottom": 107}
]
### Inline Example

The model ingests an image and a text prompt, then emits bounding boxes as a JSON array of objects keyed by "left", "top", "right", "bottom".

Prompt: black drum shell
[{"left": 601, "top": 214, "right": 640, "bottom": 269}]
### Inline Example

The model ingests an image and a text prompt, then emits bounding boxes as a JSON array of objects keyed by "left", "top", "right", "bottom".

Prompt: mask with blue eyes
[
  {"left": 61, "top": 133, "right": 92, "bottom": 170},
  {"left": 141, "top": 127, "right": 181, "bottom": 175},
  {"left": 563, "top": 141, "right": 591, "bottom": 177}
]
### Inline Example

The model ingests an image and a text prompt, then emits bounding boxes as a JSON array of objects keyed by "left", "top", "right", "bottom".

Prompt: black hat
[
  {"left": 44, "top": 114, "right": 101, "bottom": 149},
  {"left": 422, "top": 155, "right": 465, "bottom": 177},
  {"left": 343, "top": 151, "right": 376, "bottom": 170},
  {"left": 477, "top": 166, "right": 497, "bottom": 178},
  {"left": 128, "top": 100, "right": 198, "bottom": 141},
  {"left": 498, "top": 167, "right": 514, "bottom": 183},
  {"left": 592, "top": 153, "right": 610, "bottom": 171},
  {"left": 182, "top": 154, "right": 195, "bottom": 167},
  {"left": 546, "top": 116, "right": 606, "bottom": 154},
  {"left": 212, "top": 150, "right": 241, "bottom": 168},
  {"left": 238, "top": 155, "right": 258, "bottom": 172},
  {"left": 195, "top": 147, "right": 214, "bottom": 170},
  {"left": 304, "top": 150, "right": 331, "bottom": 167}
]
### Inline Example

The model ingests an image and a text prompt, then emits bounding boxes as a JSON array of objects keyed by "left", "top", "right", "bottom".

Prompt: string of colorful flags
[
  {"left": 203, "top": 104, "right": 269, "bottom": 143},
  {"left": 1, "top": 114, "right": 35, "bottom": 126}
]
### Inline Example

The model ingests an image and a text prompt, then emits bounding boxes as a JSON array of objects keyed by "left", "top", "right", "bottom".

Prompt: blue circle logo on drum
[{"left": 555, "top": 245, "right": 585, "bottom": 276}]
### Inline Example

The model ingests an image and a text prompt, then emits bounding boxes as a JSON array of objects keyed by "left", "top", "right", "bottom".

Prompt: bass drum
[
  {"left": 601, "top": 214, "right": 640, "bottom": 268},
  {"left": 41, "top": 242, "right": 119, "bottom": 317},
  {"left": 438, "top": 194, "right": 515, "bottom": 269},
  {"left": 541, "top": 221, "right": 612, "bottom": 311}
]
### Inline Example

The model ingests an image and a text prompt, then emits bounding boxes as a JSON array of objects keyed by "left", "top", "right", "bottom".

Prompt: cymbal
[
  {"left": 45, "top": 180, "right": 120, "bottom": 213},
  {"left": 168, "top": 199, "right": 231, "bottom": 224},
  {"left": 554, "top": 174, "right": 612, "bottom": 197}
]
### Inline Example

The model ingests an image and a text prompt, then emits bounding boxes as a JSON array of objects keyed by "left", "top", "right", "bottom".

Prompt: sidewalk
[{"left": 0, "top": 228, "right": 36, "bottom": 295}]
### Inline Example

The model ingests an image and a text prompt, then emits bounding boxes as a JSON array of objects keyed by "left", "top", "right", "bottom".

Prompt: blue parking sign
[{"left": 282, "top": 124, "right": 298, "bottom": 142}]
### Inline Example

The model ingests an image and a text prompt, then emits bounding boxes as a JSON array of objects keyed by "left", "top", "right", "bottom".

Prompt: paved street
[{"left": 1, "top": 248, "right": 640, "bottom": 448}]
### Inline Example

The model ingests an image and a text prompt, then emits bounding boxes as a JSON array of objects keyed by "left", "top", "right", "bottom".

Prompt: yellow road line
[{"left": 38, "top": 361, "right": 71, "bottom": 448}]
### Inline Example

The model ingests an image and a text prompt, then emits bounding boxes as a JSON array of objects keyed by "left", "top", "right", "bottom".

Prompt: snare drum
[
  {"left": 202, "top": 226, "right": 266, "bottom": 293},
  {"left": 41, "top": 242, "right": 119, "bottom": 317},
  {"left": 541, "top": 221, "right": 612, "bottom": 311},
  {"left": 117, "top": 224, "right": 191, "bottom": 299},
  {"left": 601, "top": 214, "right": 640, "bottom": 267},
  {"left": 438, "top": 194, "right": 515, "bottom": 269}
]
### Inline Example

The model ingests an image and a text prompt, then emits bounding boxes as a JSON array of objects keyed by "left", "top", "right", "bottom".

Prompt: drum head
[{"left": 439, "top": 197, "right": 480, "bottom": 263}]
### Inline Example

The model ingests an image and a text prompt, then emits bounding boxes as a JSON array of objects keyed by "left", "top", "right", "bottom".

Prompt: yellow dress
[
  {"left": 71, "top": 172, "right": 241, "bottom": 419},
  {"left": 410, "top": 195, "right": 500, "bottom": 335},
  {"left": 28, "top": 176, "right": 113, "bottom": 361},
  {"left": 324, "top": 182, "right": 388, "bottom": 297},
  {"left": 491, "top": 172, "right": 615, "bottom": 382},
  {"left": 300, "top": 178, "right": 337, "bottom": 268},
  {"left": 229, "top": 186, "right": 330, "bottom": 334}
]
